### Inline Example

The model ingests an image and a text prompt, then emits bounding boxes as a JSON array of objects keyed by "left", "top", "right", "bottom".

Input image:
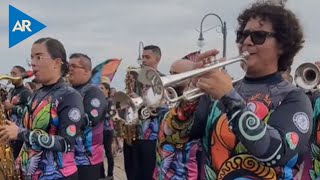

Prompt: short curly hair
[{"left": 237, "top": 1, "right": 304, "bottom": 72}]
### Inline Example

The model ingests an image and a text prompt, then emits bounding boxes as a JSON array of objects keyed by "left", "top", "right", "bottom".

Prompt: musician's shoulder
[
  {"left": 60, "top": 84, "right": 82, "bottom": 97},
  {"left": 86, "top": 84, "right": 105, "bottom": 97}
]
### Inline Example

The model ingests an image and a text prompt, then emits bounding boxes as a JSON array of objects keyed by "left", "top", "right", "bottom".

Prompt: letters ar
[{"left": 12, "top": 20, "right": 32, "bottom": 32}]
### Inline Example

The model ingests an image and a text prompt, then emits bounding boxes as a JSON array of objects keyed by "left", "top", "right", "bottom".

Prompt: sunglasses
[{"left": 236, "top": 30, "right": 276, "bottom": 45}]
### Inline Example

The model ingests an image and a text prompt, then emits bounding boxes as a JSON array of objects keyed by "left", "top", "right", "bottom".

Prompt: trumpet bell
[
  {"left": 125, "top": 66, "right": 164, "bottom": 109},
  {"left": 135, "top": 67, "right": 165, "bottom": 109},
  {"left": 294, "top": 63, "right": 320, "bottom": 90}
]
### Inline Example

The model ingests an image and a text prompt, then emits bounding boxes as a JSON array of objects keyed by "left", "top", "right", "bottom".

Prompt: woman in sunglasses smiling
[{"left": 159, "top": 1, "right": 313, "bottom": 180}]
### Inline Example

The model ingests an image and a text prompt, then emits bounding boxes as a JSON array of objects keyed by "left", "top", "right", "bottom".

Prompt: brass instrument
[
  {"left": 0, "top": 75, "right": 21, "bottom": 180},
  {"left": 0, "top": 75, "right": 24, "bottom": 85},
  {"left": 110, "top": 67, "right": 152, "bottom": 145},
  {"left": 294, "top": 62, "right": 320, "bottom": 90},
  {"left": 109, "top": 92, "right": 142, "bottom": 145},
  {"left": 125, "top": 66, "right": 148, "bottom": 97},
  {"left": 137, "top": 52, "right": 249, "bottom": 108},
  {"left": 111, "top": 92, "right": 150, "bottom": 124}
]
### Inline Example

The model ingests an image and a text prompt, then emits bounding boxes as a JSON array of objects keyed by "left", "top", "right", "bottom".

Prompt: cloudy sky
[{"left": 0, "top": 0, "right": 319, "bottom": 90}]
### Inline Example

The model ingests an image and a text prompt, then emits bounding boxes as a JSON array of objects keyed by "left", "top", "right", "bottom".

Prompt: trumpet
[
  {"left": 136, "top": 52, "right": 249, "bottom": 108},
  {"left": 294, "top": 62, "right": 320, "bottom": 90}
]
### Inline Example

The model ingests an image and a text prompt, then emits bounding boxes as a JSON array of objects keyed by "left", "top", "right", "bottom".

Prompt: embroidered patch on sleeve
[
  {"left": 285, "top": 132, "right": 299, "bottom": 150},
  {"left": 68, "top": 108, "right": 81, "bottom": 122},
  {"left": 66, "top": 125, "right": 76, "bottom": 137},
  {"left": 90, "top": 98, "right": 101, "bottom": 108},
  {"left": 292, "top": 112, "right": 309, "bottom": 133},
  {"left": 90, "top": 109, "right": 98, "bottom": 117}
]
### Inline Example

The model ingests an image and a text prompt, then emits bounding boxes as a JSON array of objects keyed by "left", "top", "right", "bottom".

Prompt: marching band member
[
  {"left": 153, "top": 59, "right": 200, "bottom": 180},
  {"left": 0, "top": 37, "right": 85, "bottom": 179},
  {"left": 299, "top": 63, "right": 320, "bottom": 179},
  {"left": 4, "top": 65, "right": 32, "bottom": 159},
  {"left": 161, "top": 1, "right": 312, "bottom": 179},
  {"left": 299, "top": 84, "right": 319, "bottom": 180},
  {"left": 124, "top": 45, "right": 165, "bottom": 180},
  {"left": 68, "top": 53, "right": 108, "bottom": 180},
  {"left": 99, "top": 82, "right": 115, "bottom": 180}
]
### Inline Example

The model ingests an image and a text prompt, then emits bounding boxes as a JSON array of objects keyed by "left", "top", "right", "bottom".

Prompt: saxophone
[
  {"left": 112, "top": 115, "right": 137, "bottom": 146},
  {"left": 0, "top": 75, "right": 22, "bottom": 180}
]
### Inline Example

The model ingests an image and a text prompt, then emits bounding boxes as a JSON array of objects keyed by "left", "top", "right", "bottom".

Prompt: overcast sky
[{"left": 0, "top": 0, "right": 319, "bottom": 90}]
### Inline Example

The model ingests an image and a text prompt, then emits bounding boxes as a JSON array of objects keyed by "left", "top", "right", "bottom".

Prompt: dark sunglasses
[{"left": 236, "top": 30, "right": 276, "bottom": 45}]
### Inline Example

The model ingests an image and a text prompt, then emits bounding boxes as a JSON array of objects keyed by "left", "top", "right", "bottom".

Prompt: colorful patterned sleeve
[
  {"left": 220, "top": 88, "right": 313, "bottom": 167},
  {"left": 164, "top": 95, "right": 212, "bottom": 143},
  {"left": 12, "top": 89, "right": 32, "bottom": 119},
  {"left": 18, "top": 91, "right": 85, "bottom": 152},
  {"left": 309, "top": 90, "right": 320, "bottom": 179}
]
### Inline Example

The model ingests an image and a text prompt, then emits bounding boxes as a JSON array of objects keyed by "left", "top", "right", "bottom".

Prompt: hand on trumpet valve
[
  {"left": 196, "top": 68, "right": 233, "bottom": 100},
  {"left": 194, "top": 49, "right": 220, "bottom": 68},
  {"left": 192, "top": 56, "right": 227, "bottom": 89}
]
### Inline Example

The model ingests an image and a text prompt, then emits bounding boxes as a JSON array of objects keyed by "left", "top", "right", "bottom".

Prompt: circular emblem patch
[
  {"left": 90, "top": 109, "right": 99, "bottom": 117},
  {"left": 293, "top": 112, "right": 309, "bottom": 133},
  {"left": 91, "top": 98, "right": 101, "bottom": 108},
  {"left": 66, "top": 125, "right": 76, "bottom": 137},
  {"left": 68, "top": 108, "right": 81, "bottom": 122}
]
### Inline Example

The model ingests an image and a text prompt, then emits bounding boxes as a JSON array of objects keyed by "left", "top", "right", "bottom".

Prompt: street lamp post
[
  {"left": 137, "top": 41, "right": 144, "bottom": 65},
  {"left": 197, "top": 13, "right": 227, "bottom": 57}
]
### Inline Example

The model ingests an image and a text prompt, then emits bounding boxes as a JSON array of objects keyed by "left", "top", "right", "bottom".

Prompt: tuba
[
  {"left": 294, "top": 62, "right": 320, "bottom": 90},
  {"left": 0, "top": 75, "right": 22, "bottom": 180}
]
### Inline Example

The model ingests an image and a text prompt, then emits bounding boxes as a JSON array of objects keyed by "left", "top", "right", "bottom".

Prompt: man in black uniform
[{"left": 68, "top": 53, "right": 108, "bottom": 180}]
